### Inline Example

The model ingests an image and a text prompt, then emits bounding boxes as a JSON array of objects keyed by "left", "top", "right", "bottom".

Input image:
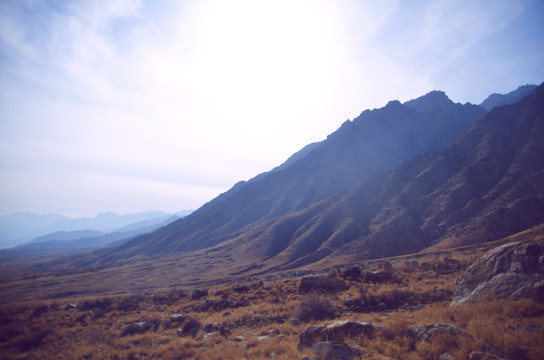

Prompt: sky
[{"left": 1, "top": 0, "right": 543, "bottom": 218}]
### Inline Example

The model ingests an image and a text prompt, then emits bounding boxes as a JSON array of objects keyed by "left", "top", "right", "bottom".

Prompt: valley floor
[{"left": 1, "top": 227, "right": 544, "bottom": 359}]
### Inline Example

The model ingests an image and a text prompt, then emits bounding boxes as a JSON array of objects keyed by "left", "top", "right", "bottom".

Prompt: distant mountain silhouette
[
  {"left": 19, "top": 229, "right": 104, "bottom": 247},
  {"left": 87, "top": 90, "right": 488, "bottom": 263},
  {"left": 479, "top": 84, "right": 537, "bottom": 111},
  {"left": 0, "top": 211, "right": 186, "bottom": 249}
]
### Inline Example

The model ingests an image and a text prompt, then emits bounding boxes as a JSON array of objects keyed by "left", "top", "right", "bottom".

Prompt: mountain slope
[
  {"left": 479, "top": 84, "right": 537, "bottom": 111},
  {"left": 222, "top": 83, "right": 544, "bottom": 268},
  {"left": 90, "top": 92, "right": 487, "bottom": 263}
]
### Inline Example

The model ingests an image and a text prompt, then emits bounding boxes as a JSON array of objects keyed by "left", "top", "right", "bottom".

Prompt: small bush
[
  {"left": 295, "top": 292, "right": 337, "bottom": 322},
  {"left": 118, "top": 295, "right": 145, "bottom": 311},
  {"left": 78, "top": 298, "right": 113, "bottom": 312}
]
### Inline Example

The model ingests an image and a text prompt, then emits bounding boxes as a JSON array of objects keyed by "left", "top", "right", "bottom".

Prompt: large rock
[
  {"left": 311, "top": 342, "right": 363, "bottom": 360},
  {"left": 299, "top": 320, "right": 380, "bottom": 349},
  {"left": 120, "top": 319, "right": 160, "bottom": 336},
  {"left": 408, "top": 322, "right": 472, "bottom": 342},
  {"left": 451, "top": 242, "right": 544, "bottom": 307}
]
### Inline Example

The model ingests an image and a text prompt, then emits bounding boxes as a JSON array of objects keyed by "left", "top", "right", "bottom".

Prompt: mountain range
[
  {"left": 0, "top": 210, "right": 193, "bottom": 250},
  {"left": 69, "top": 83, "right": 542, "bottom": 271}
]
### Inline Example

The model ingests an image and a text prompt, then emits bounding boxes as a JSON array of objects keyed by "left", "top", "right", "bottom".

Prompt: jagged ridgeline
[{"left": 78, "top": 84, "right": 543, "bottom": 269}]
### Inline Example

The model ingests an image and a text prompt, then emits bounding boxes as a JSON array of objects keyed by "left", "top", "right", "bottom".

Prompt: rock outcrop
[
  {"left": 299, "top": 275, "right": 348, "bottom": 293},
  {"left": 311, "top": 341, "right": 363, "bottom": 360},
  {"left": 451, "top": 242, "right": 544, "bottom": 307},
  {"left": 408, "top": 322, "right": 472, "bottom": 342},
  {"left": 298, "top": 320, "right": 380, "bottom": 349}
]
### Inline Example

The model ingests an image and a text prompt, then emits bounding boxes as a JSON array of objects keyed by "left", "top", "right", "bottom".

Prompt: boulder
[
  {"left": 451, "top": 242, "right": 544, "bottom": 307},
  {"left": 311, "top": 342, "right": 363, "bottom": 360},
  {"left": 170, "top": 314, "right": 186, "bottom": 323},
  {"left": 343, "top": 266, "right": 363, "bottom": 281},
  {"left": 299, "top": 320, "right": 380, "bottom": 349},
  {"left": 299, "top": 275, "right": 348, "bottom": 293},
  {"left": 408, "top": 323, "right": 472, "bottom": 342},
  {"left": 214, "top": 298, "right": 237, "bottom": 311},
  {"left": 185, "top": 299, "right": 216, "bottom": 312},
  {"left": 120, "top": 319, "right": 160, "bottom": 336}
]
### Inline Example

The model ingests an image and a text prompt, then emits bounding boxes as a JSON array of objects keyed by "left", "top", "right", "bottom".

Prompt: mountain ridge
[
  {"left": 225, "top": 83, "right": 544, "bottom": 268},
  {"left": 80, "top": 89, "right": 490, "bottom": 264},
  {"left": 479, "top": 84, "right": 537, "bottom": 110}
]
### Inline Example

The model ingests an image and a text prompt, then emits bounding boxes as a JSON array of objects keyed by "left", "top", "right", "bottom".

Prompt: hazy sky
[{"left": 1, "top": 0, "right": 543, "bottom": 217}]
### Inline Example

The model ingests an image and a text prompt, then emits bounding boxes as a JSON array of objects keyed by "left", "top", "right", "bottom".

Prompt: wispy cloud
[{"left": 1, "top": 0, "right": 542, "bottom": 216}]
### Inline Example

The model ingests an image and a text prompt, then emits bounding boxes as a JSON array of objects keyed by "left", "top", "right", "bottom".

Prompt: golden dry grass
[{"left": 1, "top": 238, "right": 544, "bottom": 359}]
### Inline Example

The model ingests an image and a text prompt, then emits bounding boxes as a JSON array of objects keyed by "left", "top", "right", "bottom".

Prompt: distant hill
[
  {"left": 0, "top": 210, "right": 192, "bottom": 249},
  {"left": 85, "top": 90, "right": 488, "bottom": 263},
  {"left": 19, "top": 230, "right": 104, "bottom": 246},
  {"left": 13, "top": 216, "right": 179, "bottom": 252},
  {"left": 0, "top": 213, "right": 70, "bottom": 249},
  {"left": 479, "top": 84, "right": 537, "bottom": 111}
]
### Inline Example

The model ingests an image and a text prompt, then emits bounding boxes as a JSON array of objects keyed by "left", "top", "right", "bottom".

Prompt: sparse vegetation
[
  {"left": 0, "top": 244, "right": 543, "bottom": 359},
  {"left": 295, "top": 291, "right": 338, "bottom": 322}
]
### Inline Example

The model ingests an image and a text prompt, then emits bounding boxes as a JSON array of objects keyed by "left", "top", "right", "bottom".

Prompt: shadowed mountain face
[
  {"left": 226, "top": 84, "right": 544, "bottom": 268},
  {"left": 88, "top": 91, "right": 487, "bottom": 263}
]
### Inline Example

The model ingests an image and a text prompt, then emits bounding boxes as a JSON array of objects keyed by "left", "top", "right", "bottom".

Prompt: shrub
[
  {"left": 295, "top": 292, "right": 337, "bottom": 322},
  {"left": 118, "top": 295, "right": 145, "bottom": 311},
  {"left": 78, "top": 297, "right": 113, "bottom": 312}
]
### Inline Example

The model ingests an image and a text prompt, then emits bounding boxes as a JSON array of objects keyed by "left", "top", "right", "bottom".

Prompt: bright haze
[{"left": 1, "top": 0, "right": 543, "bottom": 217}]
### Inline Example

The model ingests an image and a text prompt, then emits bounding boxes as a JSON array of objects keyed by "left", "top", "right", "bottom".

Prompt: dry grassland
[{"left": 1, "top": 245, "right": 543, "bottom": 359}]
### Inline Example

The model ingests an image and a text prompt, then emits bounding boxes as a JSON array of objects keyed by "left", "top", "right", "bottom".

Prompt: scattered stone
[
  {"left": 214, "top": 298, "right": 237, "bottom": 311},
  {"left": 203, "top": 322, "right": 219, "bottom": 333},
  {"left": 64, "top": 303, "right": 77, "bottom": 311},
  {"left": 311, "top": 342, "right": 362, "bottom": 360},
  {"left": 257, "top": 335, "right": 269, "bottom": 341},
  {"left": 408, "top": 323, "right": 472, "bottom": 342},
  {"left": 203, "top": 333, "right": 215, "bottom": 342},
  {"left": 184, "top": 299, "right": 216, "bottom": 312},
  {"left": 120, "top": 319, "right": 160, "bottom": 337},
  {"left": 170, "top": 314, "right": 185, "bottom": 323},
  {"left": 235, "top": 335, "right": 245, "bottom": 342},
  {"left": 299, "top": 320, "right": 380, "bottom": 349},
  {"left": 363, "top": 271, "right": 392, "bottom": 283},
  {"left": 438, "top": 353, "right": 453, "bottom": 360},
  {"left": 451, "top": 242, "right": 544, "bottom": 307},
  {"left": 299, "top": 275, "right": 348, "bottom": 293},
  {"left": 290, "top": 317, "right": 301, "bottom": 326}
]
